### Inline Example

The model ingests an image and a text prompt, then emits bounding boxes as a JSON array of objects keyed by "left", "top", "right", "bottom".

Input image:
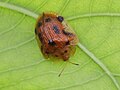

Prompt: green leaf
[{"left": 0, "top": 0, "right": 120, "bottom": 90}]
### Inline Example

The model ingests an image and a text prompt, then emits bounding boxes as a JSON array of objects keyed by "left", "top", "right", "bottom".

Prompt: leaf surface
[{"left": 0, "top": 0, "right": 120, "bottom": 90}]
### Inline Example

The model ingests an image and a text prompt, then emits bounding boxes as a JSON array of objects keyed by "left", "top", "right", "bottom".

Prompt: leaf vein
[
  {"left": 78, "top": 42, "right": 120, "bottom": 90},
  {"left": 0, "top": 15, "right": 25, "bottom": 37},
  {"left": 0, "top": 36, "right": 35, "bottom": 53},
  {"left": 47, "top": 73, "right": 104, "bottom": 90},
  {"left": 59, "top": 0, "right": 70, "bottom": 15}
]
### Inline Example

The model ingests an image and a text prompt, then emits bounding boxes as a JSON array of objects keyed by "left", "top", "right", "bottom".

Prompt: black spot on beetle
[
  {"left": 45, "top": 51, "right": 49, "bottom": 54},
  {"left": 63, "top": 30, "right": 73, "bottom": 36},
  {"left": 55, "top": 55, "right": 58, "bottom": 57},
  {"left": 66, "top": 41, "right": 70, "bottom": 45},
  {"left": 53, "top": 25, "right": 60, "bottom": 34},
  {"left": 48, "top": 39, "right": 56, "bottom": 46},
  {"left": 64, "top": 50, "right": 68, "bottom": 53},
  {"left": 38, "top": 22, "right": 42, "bottom": 27},
  {"left": 57, "top": 16, "right": 64, "bottom": 22},
  {"left": 35, "top": 28, "right": 37, "bottom": 34},
  {"left": 45, "top": 18, "right": 51, "bottom": 22}
]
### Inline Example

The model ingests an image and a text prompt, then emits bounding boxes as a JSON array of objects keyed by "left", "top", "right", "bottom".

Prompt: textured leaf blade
[{"left": 0, "top": 0, "right": 120, "bottom": 90}]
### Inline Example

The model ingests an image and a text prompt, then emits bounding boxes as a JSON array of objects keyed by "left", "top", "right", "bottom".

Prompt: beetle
[
  {"left": 35, "top": 12, "right": 79, "bottom": 60},
  {"left": 35, "top": 12, "right": 79, "bottom": 76}
]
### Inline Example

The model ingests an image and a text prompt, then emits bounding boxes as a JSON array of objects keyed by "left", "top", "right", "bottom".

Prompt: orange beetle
[{"left": 35, "top": 12, "right": 79, "bottom": 61}]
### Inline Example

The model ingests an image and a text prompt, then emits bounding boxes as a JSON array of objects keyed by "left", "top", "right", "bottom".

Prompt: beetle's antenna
[
  {"left": 58, "top": 62, "right": 67, "bottom": 77},
  {"left": 58, "top": 61, "right": 79, "bottom": 77},
  {"left": 68, "top": 61, "right": 79, "bottom": 65}
]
